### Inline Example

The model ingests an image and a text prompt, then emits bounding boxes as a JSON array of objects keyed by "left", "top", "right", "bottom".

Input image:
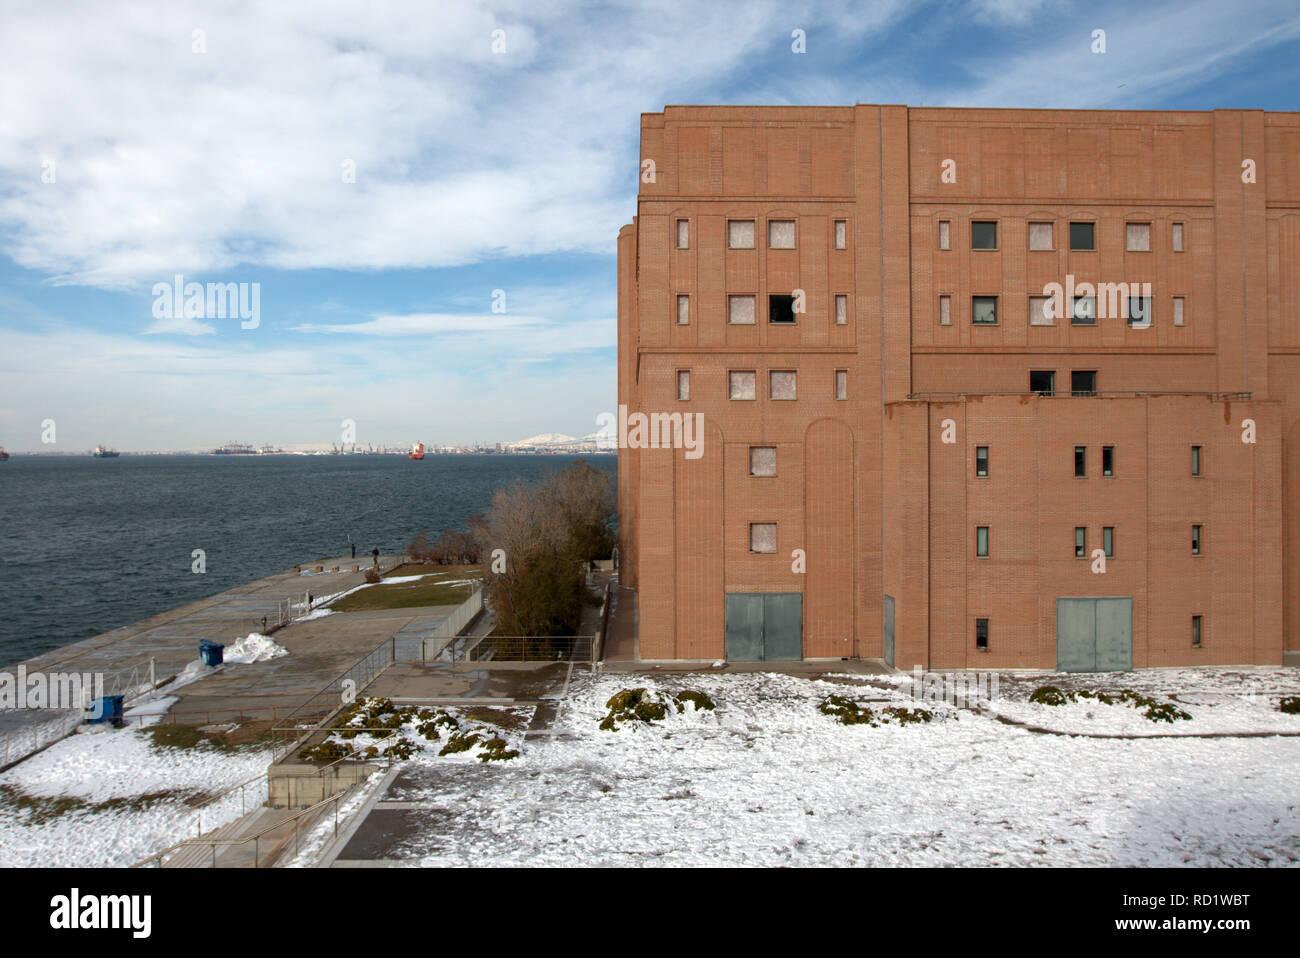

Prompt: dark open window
[
  {"left": 1075, "top": 527, "right": 1087, "bottom": 557},
  {"left": 971, "top": 221, "right": 997, "bottom": 250},
  {"left": 975, "top": 446, "right": 989, "bottom": 478},
  {"left": 1127, "top": 296, "right": 1150, "bottom": 327},
  {"left": 975, "top": 618, "right": 989, "bottom": 650},
  {"left": 1191, "top": 445, "right": 1203, "bottom": 477},
  {"left": 1070, "top": 221, "right": 1095, "bottom": 250},
  {"left": 1030, "top": 370, "right": 1055, "bottom": 395},
  {"left": 1102, "top": 445, "right": 1114, "bottom": 477},
  {"left": 1192, "top": 615, "right": 1202, "bottom": 647},
  {"left": 1192, "top": 524, "right": 1202, "bottom": 555},
  {"left": 769, "top": 294, "right": 796, "bottom": 324},
  {"left": 1071, "top": 370, "right": 1097, "bottom": 396},
  {"left": 1074, "top": 446, "right": 1087, "bottom": 477}
]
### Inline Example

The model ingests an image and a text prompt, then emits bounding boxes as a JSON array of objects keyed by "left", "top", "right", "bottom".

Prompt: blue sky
[{"left": 0, "top": 0, "right": 1297, "bottom": 451}]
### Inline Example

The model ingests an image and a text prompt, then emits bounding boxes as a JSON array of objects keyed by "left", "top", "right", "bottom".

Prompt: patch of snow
[{"left": 223, "top": 633, "right": 288, "bottom": 665}]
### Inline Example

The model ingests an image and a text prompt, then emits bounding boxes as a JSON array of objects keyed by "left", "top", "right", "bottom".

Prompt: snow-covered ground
[
  {"left": 0, "top": 711, "right": 270, "bottom": 867},
  {"left": 336, "top": 669, "right": 1300, "bottom": 867}
]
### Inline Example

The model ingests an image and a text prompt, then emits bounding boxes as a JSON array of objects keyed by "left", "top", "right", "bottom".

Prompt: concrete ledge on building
[
  {"left": 268, "top": 760, "right": 381, "bottom": 808},
  {"left": 1284, "top": 651, "right": 1300, "bottom": 668}
]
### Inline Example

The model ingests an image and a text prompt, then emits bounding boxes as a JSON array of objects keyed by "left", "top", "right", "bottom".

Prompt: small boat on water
[
  {"left": 0, "top": 447, "right": 9, "bottom": 461},
  {"left": 93, "top": 445, "right": 120, "bottom": 458},
  {"left": 408, "top": 442, "right": 425, "bottom": 460}
]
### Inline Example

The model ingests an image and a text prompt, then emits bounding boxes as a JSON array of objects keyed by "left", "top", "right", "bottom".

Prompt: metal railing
[{"left": 456, "top": 635, "right": 596, "bottom": 663}]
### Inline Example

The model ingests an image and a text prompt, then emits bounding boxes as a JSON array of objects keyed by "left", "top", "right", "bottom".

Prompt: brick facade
[{"left": 618, "top": 105, "right": 1298, "bottom": 668}]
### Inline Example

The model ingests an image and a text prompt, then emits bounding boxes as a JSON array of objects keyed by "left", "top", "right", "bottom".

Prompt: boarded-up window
[
  {"left": 750, "top": 522, "right": 777, "bottom": 554},
  {"left": 835, "top": 294, "right": 848, "bottom": 325},
  {"left": 1028, "top": 222, "right": 1054, "bottom": 251},
  {"left": 729, "top": 370, "right": 756, "bottom": 400},
  {"left": 835, "top": 369, "right": 847, "bottom": 400},
  {"left": 676, "top": 294, "right": 689, "bottom": 325},
  {"left": 768, "top": 220, "right": 795, "bottom": 249},
  {"left": 749, "top": 446, "right": 776, "bottom": 477},
  {"left": 1029, "top": 295, "right": 1055, "bottom": 326},
  {"left": 1173, "top": 296, "right": 1185, "bottom": 326},
  {"left": 1126, "top": 223, "right": 1151, "bottom": 251},
  {"left": 938, "top": 220, "right": 950, "bottom": 250},
  {"left": 770, "top": 370, "right": 797, "bottom": 400},
  {"left": 1172, "top": 222, "right": 1184, "bottom": 252},
  {"left": 939, "top": 295, "right": 951, "bottom": 326},
  {"left": 676, "top": 219, "right": 689, "bottom": 249},
  {"left": 728, "top": 295, "right": 755, "bottom": 325},
  {"left": 834, "top": 220, "right": 847, "bottom": 249},
  {"left": 728, "top": 220, "right": 755, "bottom": 249},
  {"left": 677, "top": 370, "right": 690, "bottom": 401}
]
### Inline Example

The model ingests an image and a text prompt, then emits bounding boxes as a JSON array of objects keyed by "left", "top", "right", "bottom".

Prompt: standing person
[
  {"left": 372, "top": 547, "right": 379, "bottom": 567},
  {"left": 351, "top": 542, "right": 356, "bottom": 559}
]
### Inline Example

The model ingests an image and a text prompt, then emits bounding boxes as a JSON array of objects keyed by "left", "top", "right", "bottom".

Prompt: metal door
[
  {"left": 725, "top": 594, "right": 764, "bottom": 661},
  {"left": 1095, "top": 598, "right": 1133, "bottom": 671},
  {"left": 883, "top": 595, "right": 895, "bottom": 667},
  {"left": 1056, "top": 597, "right": 1132, "bottom": 672},
  {"left": 762, "top": 593, "right": 803, "bottom": 660}
]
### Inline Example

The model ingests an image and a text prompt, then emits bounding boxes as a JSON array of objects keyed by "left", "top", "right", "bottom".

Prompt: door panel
[
  {"left": 762, "top": 593, "right": 803, "bottom": 661},
  {"left": 1056, "top": 598, "right": 1097, "bottom": 672},
  {"left": 883, "top": 595, "right": 895, "bottom": 667},
  {"left": 1095, "top": 598, "right": 1133, "bottom": 671},
  {"left": 725, "top": 594, "right": 764, "bottom": 661}
]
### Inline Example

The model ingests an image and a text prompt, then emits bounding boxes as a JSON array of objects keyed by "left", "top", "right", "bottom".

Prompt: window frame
[
  {"left": 1030, "top": 370, "right": 1056, "bottom": 396},
  {"left": 727, "top": 294, "right": 756, "bottom": 326},
  {"left": 1069, "top": 221, "right": 1096, "bottom": 251},
  {"left": 767, "top": 219, "right": 796, "bottom": 250},
  {"left": 938, "top": 220, "right": 951, "bottom": 251},
  {"left": 749, "top": 521, "right": 778, "bottom": 555},
  {"left": 676, "top": 219, "right": 690, "bottom": 250},
  {"left": 1191, "top": 445, "right": 1203, "bottom": 477},
  {"left": 975, "top": 445, "right": 989, "bottom": 478},
  {"left": 768, "top": 369, "right": 798, "bottom": 401},
  {"left": 835, "top": 294, "right": 848, "bottom": 326},
  {"left": 1102, "top": 445, "right": 1114, "bottom": 477},
  {"left": 676, "top": 293, "right": 690, "bottom": 326},
  {"left": 1125, "top": 222, "right": 1152, "bottom": 252},
  {"left": 972, "top": 295, "right": 999, "bottom": 326},
  {"left": 676, "top": 369, "right": 691, "bottom": 401},
  {"left": 727, "top": 219, "right": 756, "bottom": 250},
  {"left": 1191, "top": 614, "right": 1203, "bottom": 648},
  {"left": 1071, "top": 370, "right": 1098, "bottom": 397},
  {"left": 833, "top": 219, "right": 847, "bottom": 250},
  {"left": 975, "top": 617, "right": 989, "bottom": 651},
  {"left": 971, "top": 220, "right": 998, "bottom": 251},
  {"left": 748, "top": 446, "right": 777, "bottom": 478},
  {"left": 1074, "top": 445, "right": 1087, "bottom": 478},
  {"left": 768, "top": 293, "right": 797, "bottom": 325},
  {"left": 728, "top": 370, "right": 757, "bottom": 401},
  {"left": 1192, "top": 524, "right": 1203, "bottom": 556},
  {"left": 1102, "top": 526, "right": 1115, "bottom": 558},
  {"left": 1075, "top": 526, "right": 1087, "bottom": 558},
  {"left": 834, "top": 369, "right": 848, "bottom": 401},
  {"left": 975, "top": 525, "right": 990, "bottom": 558},
  {"left": 1028, "top": 221, "right": 1054, "bottom": 252}
]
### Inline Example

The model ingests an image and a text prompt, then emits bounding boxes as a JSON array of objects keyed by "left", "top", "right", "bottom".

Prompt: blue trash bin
[
  {"left": 199, "top": 639, "right": 225, "bottom": 666},
  {"left": 86, "top": 694, "right": 124, "bottom": 726}
]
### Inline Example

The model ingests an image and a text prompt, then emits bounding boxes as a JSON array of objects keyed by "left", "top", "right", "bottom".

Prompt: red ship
[{"left": 408, "top": 442, "right": 425, "bottom": 460}]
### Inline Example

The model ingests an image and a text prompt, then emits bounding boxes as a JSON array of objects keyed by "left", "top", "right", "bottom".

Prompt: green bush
[
  {"left": 439, "top": 731, "right": 483, "bottom": 756},
  {"left": 818, "top": 694, "right": 875, "bottom": 726},
  {"left": 478, "top": 735, "right": 520, "bottom": 762},
  {"left": 1278, "top": 696, "right": 1300, "bottom": 715},
  {"left": 1031, "top": 685, "right": 1191, "bottom": 722},
  {"left": 1029, "top": 685, "right": 1068, "bottom": 706},
  {"left": 675, "top": 690, "right": 716, "bottom": 712},
  {"left": 298, "top": 741, "right": 350, "bottom": 763},
  {"left": 600, "top": 688, "right": 707, "bottom": 730}
]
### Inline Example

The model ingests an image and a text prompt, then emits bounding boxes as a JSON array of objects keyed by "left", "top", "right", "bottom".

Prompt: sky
[{"left": 0, "top": 0, "right": 1297, "bottom": 451}]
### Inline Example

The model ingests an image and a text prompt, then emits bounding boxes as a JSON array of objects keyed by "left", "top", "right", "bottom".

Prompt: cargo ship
[
  {"left": 92, "top": 445, "right": 120, "bottom": 458},
  {"left": 408, "top": 442, "right": 425, "bottom": 460},
  {"left": 0, "top": 447, "right": 9, "bottom": 461},
  {"left": 212, "top": 441, "right": 256, "bottom": 455}
]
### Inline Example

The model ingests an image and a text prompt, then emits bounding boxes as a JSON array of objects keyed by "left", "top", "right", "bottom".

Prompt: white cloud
[
  {"left": 290, "top": 313, "right": 544, "bottom": 335},
  {"left": 144, "top": 315, "right": 217, "bottom": 336}
]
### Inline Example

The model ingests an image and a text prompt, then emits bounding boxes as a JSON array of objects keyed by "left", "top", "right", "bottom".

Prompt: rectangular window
[
  {"left": 1071, "top": 295, "right": 1097, "bottom": 326},
  {"left": 768, "top": 220, "right": 795, "bottom": 249},
  {"left": 1074, "top": 446, "right": 1087, "bottom": 478},
  {"left": 1029, "top": 295, "right": 1055, "bottom": 326},
  {"left": 975, "top": 446, "right": 989, "bottom": 478},
  {"left": 1102, "top": 445, "right": 1114, "bottom": 477},
  {"left": 749, "top": 522, "right": 777, "bottom": 554},
  {"left": 1028, "top": 222, "right": 1054, "bottom": 251},
  {"left": 972, "top": 295, "right": 998, "bottom": 325},
  {"left": 1192, "top": 524, "right": 1202, "bottom": 555},
  {"left": 835, "top": 369, "right": 848, "bottom": 400},
  {"left": 728, "top": 295, "right": 756, "bottom": 325},
  {"left": 834, "top": 220, "right": 847, "bottom": 250},
  {"left": 769, "top": 370, "right": 797, "bottom": 400},
  {"left": 1103, "top": 526, "right": 1115, "bottom": 557},
  {"left": 938, "top": 220, "right": 950, "bottom": 250},
  {"left": 1191, "top": 445, "right": 1203, "bottom": 477},
  {"left": 1030, "top": 370, "right": 1056, "bottom": 395},
  {"left": 749, "top": 446, "right": 776, "bottom": 477},
  {"left": 975, "top": 526, "right": 989, "bottom": 558},
  {"left": 939, "top": 294, "right": 952, "bottom": 326},
  {"left": 971, "top": 221, "right": 998, "bottom": 250},
  {"left": 676, "top": 369, "right": 690, "bottom": 401},
  {"left": 1071, "top": 370, "right": 1097, "bottom": 396},
  {"left": 1172, "top": 222, "right": 1184, "bottom": 252},
  {"left": 1075, "top": 527, "right": 1087, "bottom": 558},
  {"left": 676, "top": 294, "right": 690, "bottom": 325},
  {"left": 835, "top": 294, "right": 848, "bottom": 325},
  {"left": 1126, "top": 223, "right": 1151, "bottom": 251},
  {"left": 676, "top": 219, "right": 689, "bottom": 249},
  {"left": 1127, "top": 296, "right": 1151, "bottom": 327},
  {"left": 769, "top": 294, "right": 796, "bottom": 324},
  {"left": 1070, "top": 221, "right": 1095, "bottom": 251},
  {"left": 1173, "top": 296, "right": 1185, "bottom": 326},
  {"left": 729, "top": 370, "right": 756, "bottom": 400},
  {"left": 975, "top": 618, "right": 989, "bottom": 651},
  {"left": 1192, "top": 614, "right": 1202, "bottom": 647},
  {"left": 727, "top": 220, "right": 755, "bottom": 249}
]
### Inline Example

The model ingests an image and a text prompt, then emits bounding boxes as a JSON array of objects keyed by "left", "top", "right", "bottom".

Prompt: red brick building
[{"left": 617, "top": 105, "right": 1299, "bottom": 670}]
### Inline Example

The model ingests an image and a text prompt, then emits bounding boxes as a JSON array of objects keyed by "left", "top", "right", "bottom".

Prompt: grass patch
[
  {"left": 1028, "top": 685, "right": 1192, "bottom": 723},
  {"left": 146, "top": 720, "right": 275, "bottom": 753},
  {"left": 599, "top": 688, "right": 716, "bottom": 731},
  {"left": 329, "top": 566, "right": 482, "bottom": 612},
  {"left": 0, "top": 783, "right": 209, "bottom": 825}
]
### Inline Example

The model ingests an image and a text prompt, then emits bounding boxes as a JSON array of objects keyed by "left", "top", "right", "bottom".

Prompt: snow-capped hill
[{"left": 508, "top": 433, "right": 578, "bottom": 448}]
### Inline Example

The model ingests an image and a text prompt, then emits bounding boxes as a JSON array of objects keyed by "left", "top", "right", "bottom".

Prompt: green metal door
[
  {"left": 1095, "top": 598, "right": 1133, "bottom": 671},
  {"left": 762, "top": 593, "right": 803, "bottom": 660},
  {"left": 883, "top": 595, "right": 895, "bottom": 667},
  {"left": 725, "top": 593, "right": 802, "bottom": 661},
  {"left": 1056, "top": 597, "right": 1133, "bottom": 672},
  {"left": 725, "top": 594, "right": 764, "bottom": 661}
]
